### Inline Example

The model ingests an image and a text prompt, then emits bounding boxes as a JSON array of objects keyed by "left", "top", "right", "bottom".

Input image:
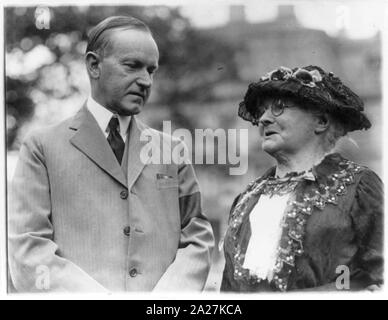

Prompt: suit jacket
[{"left": 8, "top": 106, "right": 214, "bottom": 293}]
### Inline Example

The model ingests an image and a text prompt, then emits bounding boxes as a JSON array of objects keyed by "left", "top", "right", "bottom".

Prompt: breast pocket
[{"left": 156, "top": 177, "right": 179, "bottom": 189}]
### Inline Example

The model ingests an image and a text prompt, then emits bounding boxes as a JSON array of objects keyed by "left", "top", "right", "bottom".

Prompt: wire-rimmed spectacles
[{"left": 259, "top": 99, "right": 294, "bottom": 118}]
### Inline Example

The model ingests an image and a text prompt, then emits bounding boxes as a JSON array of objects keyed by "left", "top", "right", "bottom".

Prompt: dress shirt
[{"left": 86, "top": 96, "right": 131, "bottom": 142}]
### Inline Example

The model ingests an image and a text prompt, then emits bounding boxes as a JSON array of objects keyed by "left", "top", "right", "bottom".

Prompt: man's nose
[{"left": 136, "top": 70, "right": 152, "bottom": 89}]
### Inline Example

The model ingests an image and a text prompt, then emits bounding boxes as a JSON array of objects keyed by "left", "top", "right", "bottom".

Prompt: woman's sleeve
[
  {"left": 349, "top": 169, "right": 384, "bottom": 289},
  {"left": 220, "top": 194, "right": 242, "bottom": 292}
]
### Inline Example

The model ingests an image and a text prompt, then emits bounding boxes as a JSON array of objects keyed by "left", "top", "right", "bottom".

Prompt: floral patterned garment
[{"left": 221, "top": 153, "right": 384, "bottom": 292}]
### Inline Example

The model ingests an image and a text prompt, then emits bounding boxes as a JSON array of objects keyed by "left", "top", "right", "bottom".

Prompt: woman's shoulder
[
  {"left": 327, "top": 155, "right": 383, "bottom": 218},
  {"left": 337, "top": 156, "right": 383, "bottom": 190},
  {"left": 353, "top": 166, "right": 383, "bottom": 205},
  {"left": 356, "top": 165, "right": 382, "bottom": 185},
  {"left": 314, "top": 153, "right": 382, "bottom": 185}
]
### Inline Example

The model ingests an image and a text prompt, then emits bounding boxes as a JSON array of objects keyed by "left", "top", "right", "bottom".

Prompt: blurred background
[{"left": 5, "top": 1, "right": 383, "bottom": 291}]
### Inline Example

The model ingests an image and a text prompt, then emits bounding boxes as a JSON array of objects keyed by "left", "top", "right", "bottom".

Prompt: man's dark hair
[{"left": 86, "top": 16, "right": 151, "bottom": 56}]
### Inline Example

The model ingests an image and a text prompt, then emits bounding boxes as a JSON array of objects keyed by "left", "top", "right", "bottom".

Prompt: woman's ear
[
  {"left": 314, "top": 113, "right": 330, "bottom": 134},
  {"left": 85, "top": 51, "right": 101, "bottom": 79}
]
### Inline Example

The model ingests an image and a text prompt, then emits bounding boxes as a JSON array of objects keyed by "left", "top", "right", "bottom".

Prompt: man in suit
[{"left": 8, "top": 16, "right": 214, "bottom": 292}]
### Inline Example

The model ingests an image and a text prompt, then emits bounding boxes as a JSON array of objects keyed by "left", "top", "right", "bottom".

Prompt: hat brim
[{"left": 239, "top": 79, "right": 371, "bottom": 132}]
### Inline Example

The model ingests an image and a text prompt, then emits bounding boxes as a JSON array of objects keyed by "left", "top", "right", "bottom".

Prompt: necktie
[{"left": 107, "top": 116, "right": 125, "bottom": 164}]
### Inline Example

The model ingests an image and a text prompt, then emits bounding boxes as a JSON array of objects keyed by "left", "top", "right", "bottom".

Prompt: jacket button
[
  {"left": 120, "top": 190, "right": 128, "bottom": 199},
  {"left": 123, "top": 226, "right": 131, "bottom": 237},
  {"left": 129, "top": 268, "right": 138, "bottom": 278}
]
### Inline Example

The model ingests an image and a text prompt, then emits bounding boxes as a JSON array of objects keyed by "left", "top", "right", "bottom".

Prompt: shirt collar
[{"left": 86, "top": 96, "right": 131, "bottom": 139}]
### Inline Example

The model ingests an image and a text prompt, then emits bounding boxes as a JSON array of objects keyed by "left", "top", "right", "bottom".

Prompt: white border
[
  {"left": 0, "top": 2, "right": 7, "bottom": 298},
  {"left": 1, "top": 0, "right": 387, "bottom": 300}
]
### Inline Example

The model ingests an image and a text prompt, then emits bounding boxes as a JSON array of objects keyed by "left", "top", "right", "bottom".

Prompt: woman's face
[{"left": 258, "top": 97, "right": 319, "bottom": 156}]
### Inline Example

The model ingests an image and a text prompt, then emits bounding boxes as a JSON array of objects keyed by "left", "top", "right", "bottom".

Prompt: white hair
[
  {"left": 310, "top": 110, "right": 350, "bottom": 153},
  {"left": 325, "top": 116, "right": 347, "bottom": 151}
]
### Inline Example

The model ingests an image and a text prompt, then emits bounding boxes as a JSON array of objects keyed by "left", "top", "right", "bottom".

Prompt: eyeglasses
[{"left": 258, "top": 99, "right": 294, "bottom": 118}]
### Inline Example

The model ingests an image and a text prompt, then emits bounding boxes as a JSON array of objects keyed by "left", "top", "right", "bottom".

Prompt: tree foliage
[{"left": 5, "top": 5, "right": 238, "bottom": 149}]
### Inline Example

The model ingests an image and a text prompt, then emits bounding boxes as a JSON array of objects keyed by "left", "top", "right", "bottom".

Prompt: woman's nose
[{"left": 259, "top": 108, "right": 274, "bottom": 126}]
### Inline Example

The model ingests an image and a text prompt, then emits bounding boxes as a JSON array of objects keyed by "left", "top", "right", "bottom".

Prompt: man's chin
[{"left": 118, "top": 103, "right": 143, "bottom": 116}]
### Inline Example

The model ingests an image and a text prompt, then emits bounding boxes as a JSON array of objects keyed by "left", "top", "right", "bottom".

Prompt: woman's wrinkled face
[{"left": 258, "top": 97, "right": 319, "bottom": 156}]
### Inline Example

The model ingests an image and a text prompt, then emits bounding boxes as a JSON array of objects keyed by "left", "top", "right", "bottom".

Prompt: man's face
[{"left": 95, "top": 28, "right": 159, "bottom": 116}]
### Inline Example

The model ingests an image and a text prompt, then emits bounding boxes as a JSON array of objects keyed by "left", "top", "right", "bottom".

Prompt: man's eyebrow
[
  {"left": 120, "top": 57, "right": 157, "bottom": 66},
  {"left": 119, "top": 57, "right": 139, "bottom": 63},
  {"left": 120, "top": 57, "right": 158, "bottom": 69}
]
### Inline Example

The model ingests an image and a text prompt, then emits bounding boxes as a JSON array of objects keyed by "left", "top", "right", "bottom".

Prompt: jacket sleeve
[
  {"left": 348, "top": 169, "right": 384, "bottom": 289},
  {"left": 8, "top": 132, "right": 109, "bottom": 293},
  {"left": 220, "top": 194, "right": 241, "bottom": 292},
  {"left": 153, "top": 141, "right": 215, "bottom": 292}
]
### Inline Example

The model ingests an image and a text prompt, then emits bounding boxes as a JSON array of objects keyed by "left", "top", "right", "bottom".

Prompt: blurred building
[{"left": 207, "top": 4, "right": 381, "bottom": 99}]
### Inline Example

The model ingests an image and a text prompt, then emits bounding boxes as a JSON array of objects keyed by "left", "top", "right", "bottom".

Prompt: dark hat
[{"left": 238, "top": 65, "right": 371, "bottom": 132}]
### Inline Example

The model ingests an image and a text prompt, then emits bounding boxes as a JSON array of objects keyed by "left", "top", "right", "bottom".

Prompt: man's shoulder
[{"left": 22, "top": 110, "right": 81, "bottom": 145}]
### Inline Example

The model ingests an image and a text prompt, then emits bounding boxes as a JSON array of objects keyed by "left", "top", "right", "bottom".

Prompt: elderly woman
[{"left": 221, "top": 66, "right": 383, "bottom": 292}]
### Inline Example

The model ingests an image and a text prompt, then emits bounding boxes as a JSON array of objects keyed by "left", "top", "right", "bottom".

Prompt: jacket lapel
[
  {"left": 126, "top": 117, "right": 151, "bottom": 190},
  {"left": 69, "top": 106, "right": 127, "bottom": 188}
]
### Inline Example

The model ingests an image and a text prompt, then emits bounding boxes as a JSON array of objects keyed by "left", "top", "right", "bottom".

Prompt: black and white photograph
[{"left": 1, "top": 0, "right": 387, "bottom": 304}]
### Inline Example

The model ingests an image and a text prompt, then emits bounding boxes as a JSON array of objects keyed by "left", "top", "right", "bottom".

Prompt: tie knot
[{"left": 108, "top": 116, "right": 120, "bottom": 133}]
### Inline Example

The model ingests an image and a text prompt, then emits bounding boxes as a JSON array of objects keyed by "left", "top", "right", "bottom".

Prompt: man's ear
[
  {"left": 85, "top": 51, "right": 101, "bottom": 79},
  {"left": 314, "top": 113, "right": 330, "bottom": 134}
]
